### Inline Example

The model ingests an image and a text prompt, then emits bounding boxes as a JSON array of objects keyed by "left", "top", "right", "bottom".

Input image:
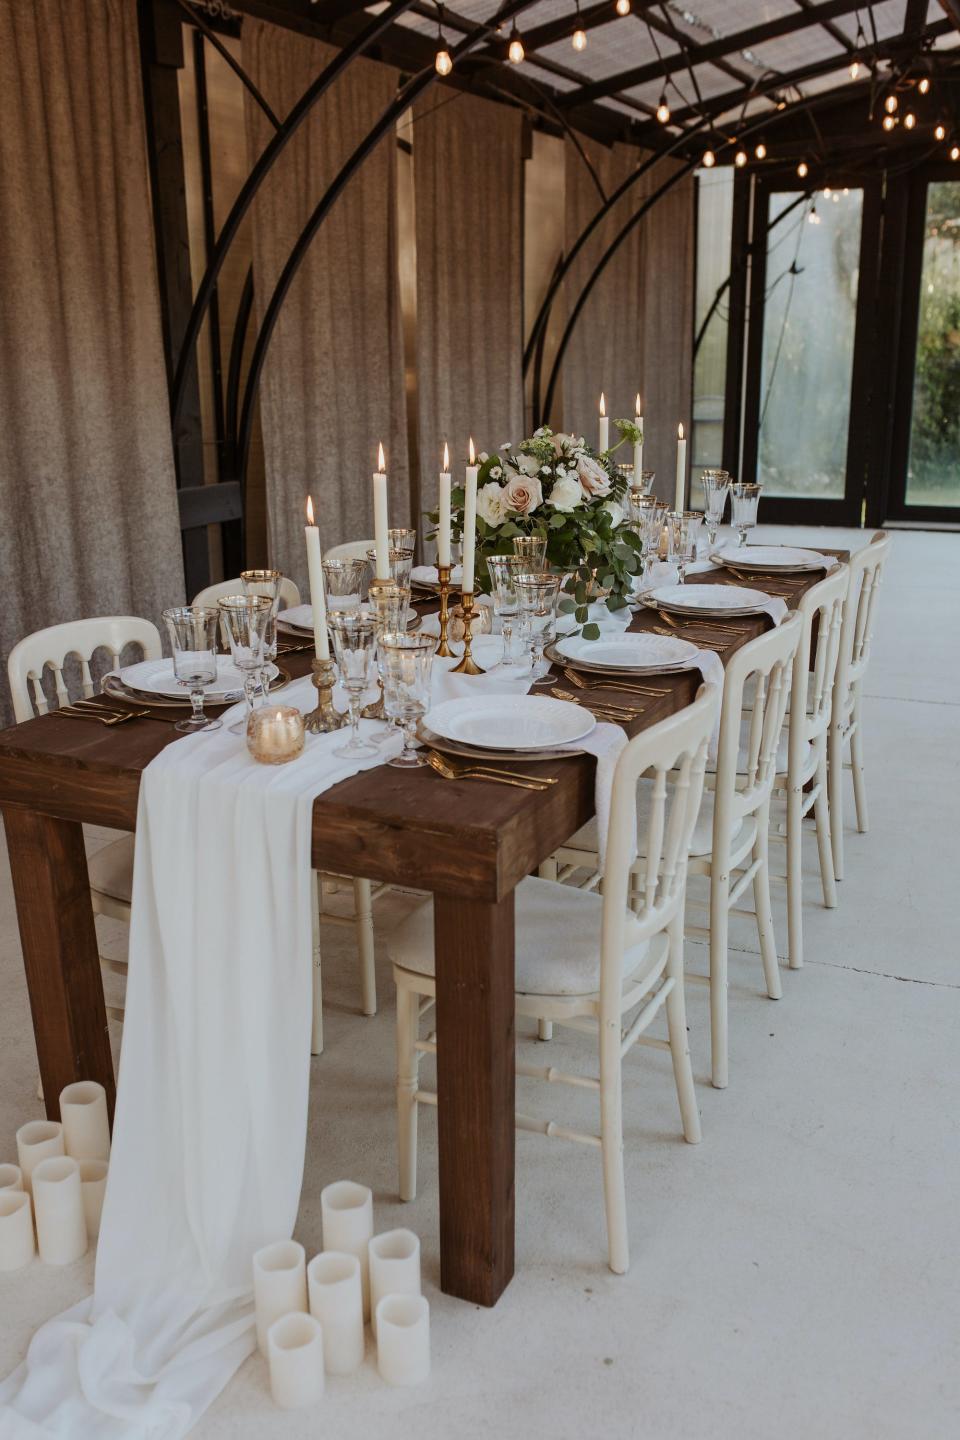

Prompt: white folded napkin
[
  {"left": 561, "top": 722, "right": 628, "bottom": 868},
  {"left": 411, "top": 563, "right": 462, "bottom": 586},
  {"left": 756, "top": 595, "right": 789, "bottom": 624}
]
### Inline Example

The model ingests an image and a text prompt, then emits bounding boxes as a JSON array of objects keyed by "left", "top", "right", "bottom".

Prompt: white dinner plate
[
  {"left": 424, "top": 695, "right": 595, "bottom": 751},
  {"left": 556, "top": 632, "right": 698, "bottom": 671},
  {"left": 645, "top": 584, "right": 770, "bottom": 616},
  {"left": 118, "top": 657, "right": 280, "bottom": 700},
  {"left": 710, "top": 545, "right": 829, "bottom": 572},
  {"left": 418, "top": 723, "right": 584, "bottom": 763}
]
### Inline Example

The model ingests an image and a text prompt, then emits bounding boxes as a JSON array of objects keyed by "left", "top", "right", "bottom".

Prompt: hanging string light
[
  {"left": 615, "top": 0, "right": 631, "bottom": 14},
  {"left": 507, "top": 23, "right": 524, "bottom": 63},
  {"left": 755, "top": 141, "right": 767, "bottom": 159},
  {"left": 919, "top": 76, "right": 930, "bottom": 95},
  {"left": 884, "top": 94, "right": 898, "bottom": 114},
  {"left": 797, "top": 161, "right": 809, "bottom": 179},
  {"left": 702, "top": 149, "right": 716, "bottom": 168},
  {"left": 656, "top": 93, "right": 671, "bottom": 123},
  {"left": 734, "top": 149, "right": 747, "bottom": 168},
  {"left": 572, "top": 1, "right": 587, "bottom": 51},
  {"left": 935, "top": 124, "right": 946, "bottom": 141},
  {"left": 849, "top": 20, "right": 867, "bottom": 80},
  {"left": 882, "top": 113, "right": 897, "bottom": 132},
  {"left": 951, "top": 145, "right": 960, "bottom": 162},
  {"left": 434, "top": 4, "right": 452, "bottom": 76},
  {"left": 904, "top": 112, "right": 916, "bottom": 130}
]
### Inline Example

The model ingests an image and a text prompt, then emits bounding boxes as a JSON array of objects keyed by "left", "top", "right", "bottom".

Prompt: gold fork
[
  {"left": 425, "top": 752, "right": 552, "bottom": 791},
  {"left": 57, "top": 705, "right": 143, "bottom": 726},
  {"left": 549, "top": 688, "right": 641, "bottom": 719},
  {"left": 74, "top": 697, "right": 179, "bottom": 724},
  {"left": 647, "top": 625, "right": 735, "bottom": 650},
  {"left": 562, "top": 668, "right": 667, "bottom": 698},
  {"left": 657, "top": 608, "right": 749, "bottom": 635}
]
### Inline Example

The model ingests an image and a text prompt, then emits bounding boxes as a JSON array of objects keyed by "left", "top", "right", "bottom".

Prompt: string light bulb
[
  {"left": 884, "top": 94, "right": 898, "bottom": 114},
  {"left": 849, "top": 58, "right": 860, "bottom": 81},
  {"left": 755, "top": 141, "right": 767, "bottom": 159},
  {"left": 882, "top": 114, "right": 896, "bottom": 132},
  {"left": 808, "top": 206, "right": 821, "bottom": 226},
  {"left": 702, "top": 148, "right": 716, "bottom": 168},
  {"left": 656, "top": 94, "right": 670, "bottom": 124},
  {"left": 824, "top": 185, "right": 831, "bottom": 197},
  {"left": 615, "top": 0, "right": 631, "bottom": 14},
  {"left": 919, "top": 76, "right": 930, "bottom": 95},
  {"left": 571, "top": 1, "right": 586, "bottom": 51},
  {"left": 507, "top": 24, "right": 524, "bottom": 63},
  {"left": 951, "top": 146, "right": 960, "bottom": 162},
  {"left": 935, "top": 123, "right": 946, "bottom": 141},
  {"left": 797, "top": 161, "right": 809, "bottom": 179},
  {"left": 734, "top": 149, "right": 747, "bottom": 168},
  {"left": 434, "top": 5, "right": 452, "bottom": 75},
  {"left": 904, "top": 112, "right": 916, "bottom": 130}
]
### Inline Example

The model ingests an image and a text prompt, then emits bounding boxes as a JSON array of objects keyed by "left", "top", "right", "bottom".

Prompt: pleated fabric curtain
[
  {"left": 560, "top": 136, "right": 695, "bottom": 500},
  {"left": 413, "top": 91, "right": 524, "bottom": 540},
  {"left": 0, "top": 0, "right": 185, "bottom": 723},
  {"left": 243, "top": 21, "right": 409, "bottom": 594}
]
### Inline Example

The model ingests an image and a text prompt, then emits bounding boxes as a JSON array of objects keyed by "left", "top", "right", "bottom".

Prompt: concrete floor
[{"left": 1, "top": 525, "right": 958, "bottom": 1439}]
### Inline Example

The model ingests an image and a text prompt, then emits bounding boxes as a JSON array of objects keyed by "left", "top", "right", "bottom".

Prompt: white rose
[
  {"left": 550, "top": 431, "right": 577, "bottom": 456},
  {"left": 516, "top": 453, "right": 540, "bottom": 476},
  {"left": 477, "top": 481, "right": 508, "bottom": 527},
  {"left": 549, "top": 475, "right": 583, "bottom": 512},
  {"left": 602, "top": 498, "right": 624, "bottom": 526},
  {"left": 577, "top": 453, "right": 612, "bottom": 498}
]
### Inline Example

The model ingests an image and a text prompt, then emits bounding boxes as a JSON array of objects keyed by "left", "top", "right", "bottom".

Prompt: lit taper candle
[
  {"left": 461, "top": 437, "right": 478, "bottom": 594},
  {"left": 675, "top": 422, "right": 687, "bottom": 513},
  {"left": 304, "top": 496, "right": 329, "bottom": 661},
  {"left": 634, "top": 393, "right": 644, "bottom": 478},
  {"left": 598, "top": 392, "right": 609, "bottom": 453},
  {"left": 373, "top": 442, "right": 390, "bottom": 580},
  {"left": 438, "top": 442, "right": 451, "bottom": 568}
]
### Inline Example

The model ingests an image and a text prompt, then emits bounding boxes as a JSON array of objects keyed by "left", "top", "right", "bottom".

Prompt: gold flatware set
[{"left": 424, "top": 751, "right": 555, "bottom": 791}]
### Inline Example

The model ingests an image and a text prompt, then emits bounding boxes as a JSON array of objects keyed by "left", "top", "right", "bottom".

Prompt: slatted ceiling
[
  {"left": 831, "top": 0, "right": 906, "bottom": 45},
  {"left": 536, "top": 18, "right": 668, "bottom": 82},
  {"left": 745, "top": 25, "right": 849, "bottom": 73}
]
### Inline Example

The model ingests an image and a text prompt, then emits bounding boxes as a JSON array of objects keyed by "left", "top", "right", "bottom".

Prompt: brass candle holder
[
  {"left": 303, "top": 656, "right": 345, "bottom": 733},
  {"left": 361, "top": 576, "right": 400, "bottom": 720},
  {"left": 450, "top": 591, "right": 486, "bottom": 675},
  {"left": 435, "top": 564, "right": 453, "bottom": 657}
]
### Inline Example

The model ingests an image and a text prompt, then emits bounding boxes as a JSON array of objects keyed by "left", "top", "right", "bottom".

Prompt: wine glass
[
  {"left": 367, "top": 546, "right": 413, "bottom": 593},
  {"left": 485, "top": 555, "right": 520, "bottom": 666},
  {"left": 240, "top": 569, "right": 282, "bottom": 660},
  {"left": 700, "top": 469, "right": 731, "bottom": 551},
  {"left": 630, "top": 495, "right": 661, "bottom": 585},
  {"left": 218, "top": 595, "right": 273, "bottom": 736},
  {"left": 667, "top": 511, "right": 704, "bottom": 584},
  {"left": 512, "top": 535, "right": 548, "bottom": 571},
  {"left": 730, "top": 481, "right": 762, "bottom": 548},
  {"left": 322, "top": 559, "right": 366, "bottom": 618},
  {"left": 162, "top": 607, "right": 222, "bottom": 733},
  {"left": 515, "top": 573, "right": 561, "bottom": 679},
  {"left": 329, "top": 615, "right": 379, "bottom": 757},
  {"left": 379, "top": 632, "right": 435, "bottom": 768}
]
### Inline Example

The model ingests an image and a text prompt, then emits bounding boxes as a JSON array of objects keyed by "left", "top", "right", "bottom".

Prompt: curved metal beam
[{"left": 170, "top": 0, "right": 419, "bottom": 435}]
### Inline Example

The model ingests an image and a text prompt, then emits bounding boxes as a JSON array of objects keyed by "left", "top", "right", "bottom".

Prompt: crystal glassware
[
  {"left": 666, "top": 511, "right": 704, "bottom": 584},
  {"left": 367, "top": 546, "right": 413, "bottom": 592},
  {"left": 730, "top": 481, "right": 762, "bottom": 548},
  {"left": 329, "top": 614, "right": 379, "bottom": 757},
  {"left": 630, "top": 495, "right": 661, "bottom": 584},
  {"left": 322, "top": 558, "right": 366, "bottom": 618},
  {"left": 634, "top": 469, "right": 656, "bottom": 497},
  {"left": 700, "top": 469, "right": 731, "bottom": 551},
  {"left": 218, "top": 595, "right": 273, "bottom": 736},
  {"left": 246, "top": 706, "right": 305, "bottom": 765},
  {"left": 162, "top": 606, "right": 223, "bottom": 734},
  {"left": 240, "top": 569, "right": 282, "bottom": 660},
  {"left": 512, "top": 534, "right": 548, "bottom": 571},
  {"left": 379, "top": 632, "right": 435, "bottom": 768},
  {"left": 387, "top": 527, "right": 416, "bottom": 555},
  {"left": 484, "top": 555, "right": 519, "bottom": 665},
  {"left": 515, "top": 572, "right": 561, "bottom": 679}
]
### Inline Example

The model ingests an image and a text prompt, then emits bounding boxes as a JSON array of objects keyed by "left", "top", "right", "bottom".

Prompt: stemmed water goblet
[
  {"left": 322, "top": 558, "right": 366, "bottom": 618},
  {"left": 218, "top": 595, "right": 273, "bottom": 735},
  {"left": 486, "top": 555, "right": 520, "bottom": 666},
  {"left": 367, "top": 546, "right": 413, "bottom": 597},
  {"left": 515, "top": 573, "right": 561, "bottom": 680},
  {"left": 240, "top": 569, "right": 282, "bottom": 660},
  {"left": 667, "top": 511, "right": 704, "bottom": 585},
  {"left": 730, "top": 481, "right": 762, "bottom": 548},
  {"left": 329, "top": 615, "right": 379, "bottom": 758},
  {"left": 630, "top": 495, "right": 661, "bottom": 586},
  {"left": 379, "top": 632, "right": 435, "bottom": 768},
  {"left": 162, "top": 606, "right": 223, "bottom": 733},
  {"left": 701, "top": 469, "right": 731, "bottom": 552},
  {"left": 512, "top": 534, "right": 548, "bottom": 571}
]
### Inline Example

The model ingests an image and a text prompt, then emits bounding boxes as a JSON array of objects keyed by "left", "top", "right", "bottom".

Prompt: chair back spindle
[{"left": 7, "top": 617, "right": 163, "bottom": 722}]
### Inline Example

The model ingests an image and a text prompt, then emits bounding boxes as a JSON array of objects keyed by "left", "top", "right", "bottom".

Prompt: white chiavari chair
[
  {"left": 7, "top": 617, "right": 163, "bottom": 1026},
  {"left": 192, "top": 575, "right": 301, "bottom": 612},
  {"left": 828, "top": 531, "right": 891, "bottom": 881},
  {"left": 387, "top": 684, "right": 720, "bottom": 1275}
]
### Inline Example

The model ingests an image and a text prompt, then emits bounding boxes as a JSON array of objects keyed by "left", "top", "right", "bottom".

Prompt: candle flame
[
  {"left": 377, "top": 441, "right": 386, "bottom": 473},
  {"left": 599, "top": 392, "right": 606, "bottom": 416},
  {"left": 443, "top": 441, "right": 449, "bottom": 471},
  {"left": 677, "top": 422, "right": 684, "bottom": 440},
  {"left": 635, "top": 393, "right": 642, "bottom": 415},
  {"left": 306, "top": 495, "right": 315, "bottom": 525},
  {"left": 468, "top": 436, "right": 476, "bottom": 465}
]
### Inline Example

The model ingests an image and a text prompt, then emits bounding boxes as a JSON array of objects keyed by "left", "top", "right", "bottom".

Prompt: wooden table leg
[
  {"left": 434, "top": 890, "right": 515, "bottom": 1306},
  {"left": 3, "top": 809, "right": 115, "bottom": 1123}
]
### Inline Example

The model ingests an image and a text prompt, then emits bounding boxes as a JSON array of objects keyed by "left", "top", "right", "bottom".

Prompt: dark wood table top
[{"left": 0, "top": 553, "right": 847, "bottom": 902}]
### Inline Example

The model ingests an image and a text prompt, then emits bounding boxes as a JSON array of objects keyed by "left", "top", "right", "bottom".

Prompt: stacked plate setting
[
  {"left": 421, "top": 695, "right": 594, "bottom": 762},
  {"left": 104, "top": 658, "right": 281, "bottom": 707},
  {"left": 553, "top": 631, "right": 698, "bottom": 674},
  {"left": 277, "top": 603, "right": 420, "bottom": 633},
  {"left": 709, "top": 545, "right": 832, "bottom": 574},
  {"left": 641, "top": 584, "right": 774, "bottom": 617}
]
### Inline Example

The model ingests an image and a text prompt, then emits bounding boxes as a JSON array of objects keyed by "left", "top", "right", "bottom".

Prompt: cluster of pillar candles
[
  {"left": 300, "top": 396, "right": 688, "bottom": 665},
  {"left": 253, "top": 1181, "right": 429, "bottom": 1405},
  {"left": 0, "top": 1082, "right": 111, "bottom": 1271}
]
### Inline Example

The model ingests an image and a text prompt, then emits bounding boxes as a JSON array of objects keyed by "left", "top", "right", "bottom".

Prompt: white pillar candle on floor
[
  {"left": 307, "top": 1251, "right": 364, "bottom": 1375},
  {"left": 32, "top": 1156, "right": 87, "bottom": 1265},
  {"left": 320, "top": 1181, "right": 374, "bottom": 1320},
  {"left": 369, "top": 1228, "right": 421, "bottom": 1328},
  {"left": 59, "top": 1081, "right": 111, "bottom": 1162},
  {"left": 633, "top": 394, "right": 644, "bottom": 477},
  {"left": 0, "top": 1164, "right": 23, "bottom": 1192},
  {"left": 0, "top": 1191, "right": 35, "bottom": 1271},
  {"left": 252, "top": 1240, "right": 308, "bottom": 1357},
  {"left": 598, "top": 392, "right": 609, "bottom": 453},
  {"left": 437, "top": 443, "right": 452, "bottom": 568},
  {"left": 373, "top": 443, "right": 390, "bottom": 580},
  {"left": 674, "top": 422, "right": 687, "bottom": 513},
  {"left": 16, "top": 1120, "right": 64, "bottom": 1196},
  {"left": 461, "top": 439, "right": 478, "bottom": 595},
  {"left": 304, "top": 497, "right": 330, "bottom": 661},
  {"left": 79, "top": 1159, "right": 108, "bottom": 1240},
  {"left": 376, "top": 1293, "right": 430, "bottom": 1387},
  {"left": 267, "top": 1312, "right": 325, "bottom": 1409}
]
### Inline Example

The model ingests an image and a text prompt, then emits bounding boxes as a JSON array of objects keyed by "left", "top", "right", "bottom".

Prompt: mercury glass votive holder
[{"left": 247, "top": 706, "right": 305, "bottom": 765}]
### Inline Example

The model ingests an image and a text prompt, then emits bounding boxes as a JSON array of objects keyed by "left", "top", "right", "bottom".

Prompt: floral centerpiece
[{"left": 429, "top": 423, "right": 643, "bottom": 639}]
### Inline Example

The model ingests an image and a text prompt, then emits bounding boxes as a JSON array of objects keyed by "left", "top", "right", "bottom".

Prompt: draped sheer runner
[
  {"left": 243, "top": 21, "right": 409, "bottom": 590},
  {"left": 0, "top": 0, "right": 184, "bottom": 724},
  {"left": 413, "top": 91, "right": 525, "bottom": 536},
  {"left": 560, "top": 135, "right": 694, "bottom": 498}
]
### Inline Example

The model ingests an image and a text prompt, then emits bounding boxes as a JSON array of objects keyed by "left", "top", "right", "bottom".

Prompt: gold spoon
[
  {"left": 426, "top": 749, "right": 557, "bottom": 785},
  {"left": 562, "top": 668, "right": 667, "bottom": 698},
  {"left": 56, "top": 706, "right": 142, "bottom": 726},
  {"left": 425, "top": 752, "right": 552, "bottom": 791},
  {"left": 549, "top": 688, "right": 641, "bottom": 719}
]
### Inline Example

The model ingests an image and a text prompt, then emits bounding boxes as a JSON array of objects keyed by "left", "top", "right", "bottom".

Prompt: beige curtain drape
[
  {"left": 0, "top": 0, "right": 185, "bottom": 721},
  {"left": 413, "top": 91, "right": 524, "bottom": 535},
  {"left": 243, "top": 21, "right": 409, "bottom": 594},
  {"left": 560, "top": 136, "right": 694, "bottom": 500}
]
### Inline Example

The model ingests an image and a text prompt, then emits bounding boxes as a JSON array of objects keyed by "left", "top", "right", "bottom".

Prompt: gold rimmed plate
[
  {"left": 103, "top": 665, "right": 292, "bottom": 710},
  {"left": 417, "top": 722, "right": 584, "bottom": 763}
]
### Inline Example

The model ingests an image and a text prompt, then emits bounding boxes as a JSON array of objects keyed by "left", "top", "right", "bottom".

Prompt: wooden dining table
[{"left": 0, "top": 551, "right": 845, "bottom": 1308}]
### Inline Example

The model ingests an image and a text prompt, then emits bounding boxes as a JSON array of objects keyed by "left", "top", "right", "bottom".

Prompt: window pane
[
  {"left": 906, "top": 181, "right": 960, "bottom": 508},
  {"left": 692, "top": 167, "right": 733, "bottom": 496},
  {"left": 757, "top": 189, "right": 863, "bottom": 499}
]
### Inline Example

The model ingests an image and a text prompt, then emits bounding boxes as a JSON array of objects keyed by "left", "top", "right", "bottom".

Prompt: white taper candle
[
  {"left": 598, "top": 392, "right": 609, "bottom": 453},
  {"left": 373, "top": 442, "right": 390, "bottom": 580},
  {"left": 438, "top": 442, "right": 451, "bottom": 568},
  {"left": 634, "top": 394, "right": 644, "bottom": 478},
  {"left": 462, "top": 437, "right": 478, "bottom": 594},
  {"left": 304, "top": 497, "right": 329, "bottom": 661},
  {"left": 675, "top": 422, "right": 687, "bottom": 513}
]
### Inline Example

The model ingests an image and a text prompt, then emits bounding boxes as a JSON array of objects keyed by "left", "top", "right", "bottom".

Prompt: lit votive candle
[
  {"left": 32, "top": 1156, "right": 87, "bottom": 1265},
  {"left": 267, "top": 1312, "right": 325, "bottom": 1409},
  {"left": 253, "top": 1240, "right": 308, "bottom": 1357},
  {"left": 376, "top": 1293, "right": 430, "bottom": 1387},
  {"left": 79, "top": 1159, "right": 108, "bottom": 1240},
  {"left": 59, "top": 1081, "right": 111, "bottom": 1162},
  {"left": 16, "top": 1120, "right": 64, "bottom": 1196},
  {"left": 0, "top": 1191, "right": 35, "bottom": 1271},
  {"left": 320, "top": 1181, "right": 374, "bottom": 1320},
  {"left": 247, "top": 706, "right": 305, "bottom": 765},
  {"left": 307, "top": 1251, "right": 365, "bottom": 1375},
  {"left": 0, "top": 1164, "right": 23, "bottom": 1192},
  {"left": 369, "top": 1229, "right": 421, "bottom": 1334}
]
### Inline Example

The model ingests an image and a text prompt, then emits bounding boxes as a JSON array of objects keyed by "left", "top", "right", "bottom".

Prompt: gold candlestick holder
[
  {"left": 435, "top": 564, "right": 453, "bottom": 657},
  {"left": 361, "top": 576, "right": 400, "bottom": 720},
  {"left": 450, "top": 591, "right": 486, "bottom": 675},
  {"left": 303, "top": 656, "right": 345, "bottom": 733}
]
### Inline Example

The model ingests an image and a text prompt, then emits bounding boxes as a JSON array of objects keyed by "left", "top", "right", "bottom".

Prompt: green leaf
[
  {"left": 581, "top": 623, "right": 601, "bottom": 641},
  {"left": 558, "top": 597, "right": 577, "bottom": 614}
]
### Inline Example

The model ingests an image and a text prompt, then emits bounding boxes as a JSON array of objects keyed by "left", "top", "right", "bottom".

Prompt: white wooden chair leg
[
  {"left": 850, "top": 706, "right": 869, "bottom": 834},
  {"left": 665, "top": 908, "right": 701, "bottom": 1144},
  {"left": 538, "top": 858, "right": 559, "bottom": 881},
  {"left": 814, "top": 756, "right": 837, "bottom": 910},
  {"left": 310, "top": 871, "right": 323, "bottom": 1056},
  {"left": 353, "top": 877, "right": 377, "bottom": 1016},
  {"left": 538, "top": 1019, "right": 554, "bottom": 1041},
  {"left": 396, "top": 982, "right": 420, "bottom": 1202},
  {"left": 599, "top": 1017, "right": 628, "bottom": 1275},
  {"left": 753, "top": 809, "right": 783, "bottom": 996},
  {"left": 709, "top": 872, "right": 730, "bottom": 1090},
  {"left": 786, "top": 785, "right": 804, "bottom": 972},
  {"left": 828, "top": 731, "right": 845, "bottom": 882}
]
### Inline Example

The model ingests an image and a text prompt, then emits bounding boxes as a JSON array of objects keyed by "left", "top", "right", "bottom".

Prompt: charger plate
[
  {"left": 424, "top": 695, "right": 595, "bottom": 751},
  {"left": 642, "top": 584, "right": 771, "bottom": 617},
  {"left": 103, "top": 664, "right": 290, "bottom": 710},
  {"left": 710, "top": 545, "right": 831, "bottom": 573},
  {"left": 554, "top": 632, "right": 697, "bottom": 672},
  {"left": 417, "top": 722, "right": 583, "bottom": 763}
]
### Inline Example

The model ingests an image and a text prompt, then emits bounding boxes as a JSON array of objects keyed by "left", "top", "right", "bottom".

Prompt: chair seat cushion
[
  {"left": 87, "top": 835, "right": 135, "bottom": 904},
  {"left": 388, "top": 877, "right": 649, "bottom": 998},
  {"left": 562, "top": 783, "right": 749, "bottom": 861}
]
